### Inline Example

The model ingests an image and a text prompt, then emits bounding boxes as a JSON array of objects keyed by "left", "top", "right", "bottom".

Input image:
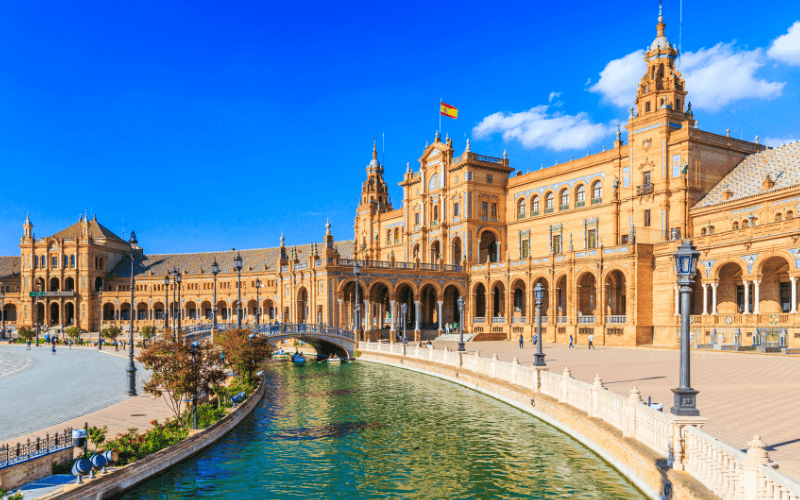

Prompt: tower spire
[
  {"left": 372, "top": 139, "right": 378, "bottom": 160},
  {"left": 657, "top": 0, "right": 665, "bottom": 37}
]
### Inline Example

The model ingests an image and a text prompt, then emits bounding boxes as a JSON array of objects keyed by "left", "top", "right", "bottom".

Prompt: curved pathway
[{"left": 0, "top": 345, "right": 150, "bottom": 442}]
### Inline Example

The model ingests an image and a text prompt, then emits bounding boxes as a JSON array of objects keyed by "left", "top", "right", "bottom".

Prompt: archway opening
[
  {"left": 420, "top": 284, "right": 438, "bottom": 330},
  {"left": 50, "top": 302, "right": 60, "bottom": 325},
  {"left": 443, "top": 284, "right": 461, "bottom": 326},
  {"left": 451, "top": 237, "right": 462, "bottom": 265},
  {"left": 605, "top": 271, "right": 627, "bottom": 318},
  {"left": 103, "top": 303, "right": 115, "bottom": 321},
  {"left": 395, "top": 284, "right": 415, "bottom": 330},
  {"left": 65, "top": 302, "right": 75, "bottom": 325},
  {"left": 512, "top": 279, "right": 526, "bottom": 316},
  {"left": 369, "top": 283, "right": 390, "bottom": 335},
  {"left": 556, "top": 275, "right": 568, "bottom": 318},
  {"left": 717, "top": 262, "right": 746, "bottom": 314},
  {"left": 479, "top": 231, "right": 498, "bottom": 263},
  {"left": 759, "top": 256, "right": 792, "bottom": 313},
  {"left": 50, "top": 278, "right": 59, "bottom": 292},
  {"left": 492, "top": 282, "right": 506, "bottom": 317},
  {"left": 430, "top": 240, "right": 441, "bottom": 263},
  {"left": 474, "top": 283, "right": 486, "bottom": 318},
  {"left": 577, "top": 273, "right": 597, "bottom": 317},
  {"left": 65, "top": 277, "right": 75, "bottom": 292}
]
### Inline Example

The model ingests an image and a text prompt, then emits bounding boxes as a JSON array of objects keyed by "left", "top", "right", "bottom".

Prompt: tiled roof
[
  {"left": 49, "top": 219, "right": 125, "bottom": 241},
  {"left": 0, "top": 256, "right": 20, "bottom": 280},
  {"left": 109, "top": 241, "right": 355, "bottom": 279},
  {"left": 695, "top": 141, "right": 800, "bottom": 209}
]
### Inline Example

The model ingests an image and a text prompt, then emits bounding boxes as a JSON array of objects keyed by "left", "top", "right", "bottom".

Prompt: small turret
[{"left": 23, "top": 213, "right": 33, "bottom": 239}]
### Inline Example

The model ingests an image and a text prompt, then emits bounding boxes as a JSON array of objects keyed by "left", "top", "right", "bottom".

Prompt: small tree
[
  {"left": 137, "top": 338, "right": 227, "bottom": 425},
  {"left": 87, "top": 425, "right": 107, "bottom": 451},
  {"left": 140, "top": 326, "right": 155, "bottom": 347},
  {"left": 102, "top": 326, "right": 121, "bottom": 342},
  {"left": 216, "top": 329, "right": 272, "bottom": 383},
  {"left": 17, "top": 327, "right": 34, "bottom": 342},
  {"left": 65, "top": 326, "right": 81, "bottom": 341}
]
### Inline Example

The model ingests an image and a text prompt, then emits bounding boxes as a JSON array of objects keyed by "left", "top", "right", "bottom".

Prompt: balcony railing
[
  {"left": 29, "top": 291, "right": 74, "bottom": 298},
  {"left": 607, "top": 315, "right": 627, "bottom": 324},
  {"left": 492, "top": 316, "right": 505, "bottom": 324},
  {"left": 475, "top": 154, "right": 505, "bottom": 164},
  {"left": 511, "top": 316, "right": 526, "bottom": 324},
  {"left": 556, "top": 316, "right": 567, "bottom": 323},
  {"left": 480, "top": 215, "right": 498, "bottom": 222},
  {"left": 418, "top": 263, "right": 439, "bottom": 271},
  {"left": 636, "top": 183, "right": 653, "bottom": 196},
  {"left": 443, "top": 264, "right": 464, "bottom": 272},
  {"left": 578, "top": 315, "right": 596, "bottom": 323},
  {"left": 474, "top": 317, "right": 486, "bottom": 323}
]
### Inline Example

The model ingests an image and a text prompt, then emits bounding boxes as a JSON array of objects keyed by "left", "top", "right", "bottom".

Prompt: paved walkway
[
  {"left": 432, "top": 340, "right": 800, "bottom": 481},
  {"left": 0, "top": 345, "right": 154, "bottom": 442}
]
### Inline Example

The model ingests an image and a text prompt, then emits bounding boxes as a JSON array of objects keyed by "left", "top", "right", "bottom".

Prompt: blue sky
[{"left": 1, "top": 1, "right": 799, "bottom": 257}]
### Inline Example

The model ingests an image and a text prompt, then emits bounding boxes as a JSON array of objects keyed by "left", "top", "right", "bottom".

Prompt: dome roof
[{"left": 650, "top": 36, "right": 671, "bottom": 51}]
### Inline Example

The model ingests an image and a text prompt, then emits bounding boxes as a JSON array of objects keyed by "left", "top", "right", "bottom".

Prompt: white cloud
[
  {"left": 588, "top": 43, "right": 785, "bottom": 112},
  {"left": 548, "top": 91, "right": 563, "bottom": 107},
  {"left": 588, "top": 50, "right": 645, "bottom": 108},
  {"left": 767, "top": 21, "right": 800, "bottom": 65},
  {"left": 763, "top": 137, "right": 799, "bottom": 148},
  {"left": 472, "top": 105, "right": 613, "bottom": 152}
]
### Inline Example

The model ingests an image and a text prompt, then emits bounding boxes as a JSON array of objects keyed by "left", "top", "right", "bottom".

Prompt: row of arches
[
  {"left": 33, "top": 277, "right": 76, "bottom": 292},
  {"left": 471, "top": 270, "right": 627, "bottom": 320},
  {"left": 516, "top": 181, "right": 603, "bottom": 217}
]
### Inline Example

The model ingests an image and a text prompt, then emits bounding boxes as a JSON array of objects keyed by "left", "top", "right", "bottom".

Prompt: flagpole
[{"left": 439, "top": 98, "right": 442, "bottom": 138}]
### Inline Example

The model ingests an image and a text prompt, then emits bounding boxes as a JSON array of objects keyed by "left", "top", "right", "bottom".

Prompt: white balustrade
[{"left": 577, "top": 315, "right": 596, "bottom": 323}]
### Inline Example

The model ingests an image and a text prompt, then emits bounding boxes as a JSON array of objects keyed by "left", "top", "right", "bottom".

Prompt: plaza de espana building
[{"left": 2, "top": 10, "right": 800, "bottom": 350}]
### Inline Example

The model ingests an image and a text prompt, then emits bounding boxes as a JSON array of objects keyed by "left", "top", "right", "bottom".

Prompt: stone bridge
[{"left": 183, "top": 323, "right": 356, "bottom": 358}]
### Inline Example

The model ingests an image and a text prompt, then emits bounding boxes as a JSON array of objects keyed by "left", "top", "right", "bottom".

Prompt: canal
[{"left": 122, "top": 360, "right": 647, "bottom": 499}]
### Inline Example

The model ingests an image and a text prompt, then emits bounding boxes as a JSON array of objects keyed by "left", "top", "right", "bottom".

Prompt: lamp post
[
  {"left": 254, "top": 278, "right": 262, "bottom": 328},
  {"left": 533, "top": 283, "right": 546, "bottom": 367},
  {"left": 671, "top": 239, "right": 701, "bottom": 416},
  {"left": 175, "top": 270, "right": 182, "bottom": 337},
  {"left": 249, "top": 333, "right": 255, "bottom": 348},
  {"left": 211, "top": 258, "right": 219, "bottom": 330},
  {"left": 97, "top": 286, "right": 102, "bottom": 350},
  {"left": 190, "top": 341, "right": 199, "bottom": 430},
  {"left": 170, "top": 268, "right": 178, "bottom": 341},
  {"left": 126, "top": 236, "right": 137, "bottom": 397},
  {"left": 353, "top": 263, "right": 361, "bottom": 339},
  {"left": 234, "top": 254, "right": 243, "bottom": 329},
  {"left": 164, "top": 275, "right": 170, "bottom": 333},
  {"left": 457, "top": 296, "right": 466, "bottom": 351},
  {"left": 0, "top": 289, "right": 5, "bottom": 336},
  {"left": 401, "top": 303, "right": 407, "bottom": 344}
]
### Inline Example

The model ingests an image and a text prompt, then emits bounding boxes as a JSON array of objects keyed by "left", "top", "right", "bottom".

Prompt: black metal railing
[
  {"left": 1, "top": 429, "right": 73, "bottom": 469},
  {"left": 636, "top": 183, "right": 653, "bottom": 196}
]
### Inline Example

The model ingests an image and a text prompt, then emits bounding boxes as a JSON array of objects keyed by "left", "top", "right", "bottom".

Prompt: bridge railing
[{"left": 252, "top": 323, "right": 355, "bottom": 341}]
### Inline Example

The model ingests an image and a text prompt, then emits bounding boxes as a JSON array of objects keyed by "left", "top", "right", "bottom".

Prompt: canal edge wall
[
  {"left": 360, "top": 350, "right": 714, "bottom": 500},
  {"left": 44, "top": 377, "right": 268, "bottom": 500}
]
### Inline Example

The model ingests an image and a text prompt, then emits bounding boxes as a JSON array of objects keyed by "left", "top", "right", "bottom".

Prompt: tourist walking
[
  {"left": 532, "top": 334, "right": 538, "bottom": 346},
  {"left": 51, "top": 342, "right": 56, "bottom": 355},
  {"left": 569, "top": 335, "right": 574, "bottom": 348},
  {"left": 588, "top": 334, "right": 596, "bottom": 349},
  {"left": 26, "top": 339, "right": 31, "bottom": 350},
  {"left": 519, "top": 334, "right": 524, "bottom": 349}
]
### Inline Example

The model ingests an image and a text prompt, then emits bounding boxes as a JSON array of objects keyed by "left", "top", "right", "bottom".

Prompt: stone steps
[{"left": 434, "top": 333, "right": 475, "bottom": 342}]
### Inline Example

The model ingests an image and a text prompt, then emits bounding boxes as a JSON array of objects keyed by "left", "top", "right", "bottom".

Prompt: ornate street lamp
[
  {"left": 211, "top": 258, "right": 219, "bottom": 330},
  {"left": 175, "top": 270, "right": 182, "bottom": 336},
  {"left": 533, "top": 283, "right": 546, "bottom": 367},
  {"left": 457, "top": 296, "right": 466, "bottom": 352},
  {"left": 671, "top": 239, "right": 701, "bottom": 416},
  {"left": 164, "top": 274, "right": 170, "bottom": 332},
  {"left": 234, "top": 254, "right": 243, "bottom": 329},
  {"left": 126, "top": 234, "right": 137, "bottom": 397},
  {"left": 401, "top": 302, "right": 407, "bottom": 344},
  {"left": 255, "top": 278, "right": 262, "bottom": 328},
  {"left": 97, "top": 285, "right": 103, "bottom": 350},
  {"left": 170, "top": 267, "right": 178, "bottom": 341},
  {"left": 353, "top": 263, "right": 361, "bottom": 338},
  {"left": 190, "top": 341, "right": 200, "bottom": 430},
  {"left": 1, "top": 289, "right": 5, "bottom": 336}
]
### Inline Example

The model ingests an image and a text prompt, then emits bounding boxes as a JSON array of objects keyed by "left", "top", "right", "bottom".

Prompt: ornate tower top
[{"left": 359, "top": 140, "right": 392, "bottom": 212}]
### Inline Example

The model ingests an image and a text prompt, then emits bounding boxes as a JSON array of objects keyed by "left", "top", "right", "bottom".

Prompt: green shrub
[{"left": 105, "top": 419, "right": 188, "bottom": 466}]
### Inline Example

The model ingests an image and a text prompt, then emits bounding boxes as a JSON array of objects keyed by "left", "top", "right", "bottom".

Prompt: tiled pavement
[
  {"left": 433, "top": 340, "right": 800, "bottom": 481},
  {"left": 0, "top": 345, "right": 158, "bottom": 443}
]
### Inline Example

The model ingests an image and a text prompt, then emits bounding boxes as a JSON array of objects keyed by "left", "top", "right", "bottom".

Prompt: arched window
[
  {"left": 576, "top": 185, "right": 586, "bottom": 206},
  {"left": 776, "top": 213, "right": 783, "bottom": 222},
  {"left": 394, "top": 227, "right": 400, "bottom": 243},
  {"left": 386, "top": 230, "right": 391, "bottom": 245},
  {"left": 559, "top": 189, "right": 569, "bottom": 209},
  {"left": 701, "top": 228, "right": 707, "bottom": 236},
  {"left": 532, "top": 196, "right": 540, "bottom": 215},
  {"left": 592, "top": 181, "right": 602, "bottom": 202},
  {"left": 517, "top": 199, "right": 526, "bottom": 218},
  {"left": 788, "top": 211, "right": 794, "bottom": 220},
  {"left": 732, "top": 221, "right": 739, "bottom": 229},
  {"left": 433, "top": 205, "right": 439, "bottom": 221},
  {"left": 742, "top": 220, "right": 748, "bottom": 228},
  {"left": 545, "top": 192, "right": 554, "bottom": 212}
]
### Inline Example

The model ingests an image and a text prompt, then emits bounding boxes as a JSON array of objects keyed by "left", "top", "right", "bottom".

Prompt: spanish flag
[{"left": 440, "top": 102, "right": 458, "bottom": 119}]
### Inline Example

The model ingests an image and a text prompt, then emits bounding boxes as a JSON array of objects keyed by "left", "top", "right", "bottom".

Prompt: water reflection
[{"left": 122, "top": 360, "right": 646, "bottom": 499}]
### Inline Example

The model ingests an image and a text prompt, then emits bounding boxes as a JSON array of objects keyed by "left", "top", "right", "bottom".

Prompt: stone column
[
  {"left": 674, "top": 286, "right": 680, "bottom": 316},
  {"left": 437, "top": 301, "right": 443, "bottom": 333},
  {"left": 389, "top": 301, "right": 396, "bottom": 333},
  {"left": 363, "top": 299, "right": 370, "bottom": 332},
  {"left": 791, "top": 277, "right": 798, "bottom": 314},
  {"left": 753, "top": 280, "right": 761, "bottom": 315},
  {"left": 338, "top": 299, "right": 343, "bottom": 328},
  {"left": 743, "top": 281, "right": 750, "bottom": 314},
  {"left": 711, "top": 283, "right": 719, "bottom": 315},
  {"left": 701, "top": 284, "right": 709, "bottom": 315}
]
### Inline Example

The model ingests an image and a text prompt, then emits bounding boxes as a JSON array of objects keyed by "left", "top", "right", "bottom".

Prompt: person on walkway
[
  {"left": 569, "top": 335, "right": 575, "bottom": 348},
  {"left": 51, "top": 342, "right": 56, "bottom": 355},
  {"left": 26, "top": 339, "right": 31, "bottom": 350},
  {"left": 532, "top": 334, "right": 538, "bottom": 346},
  {"left": 519, "top": 334, "right": 524, "bottom": 349},
  {"left": 588, "top": 334, "right": 596, "bottom": 349}
]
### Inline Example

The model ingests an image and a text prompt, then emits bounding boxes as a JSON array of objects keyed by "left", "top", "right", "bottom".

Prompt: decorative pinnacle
[
  {"left": 372, "top": 139, "right": 377, "bottom": 160},
  {"left": 326, "top": 218, "right": 331, "bottom": 234},
  {"left": 280, "top": 232, "right": 285, "bottom": 246},
  {"left": 617, "top": 124, "right": 622, "bottom": 140},
  {"left": 465, "top": 139, "right": 471, "bottom": 152},
  {"left": 503, "top": 149, "right": 507, "bottom": 159},
  {"left": 406, "top": 162, "right": 411, "bottom": 173}
]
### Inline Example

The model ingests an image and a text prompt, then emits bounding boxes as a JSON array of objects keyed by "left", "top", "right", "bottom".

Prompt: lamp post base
[
  {"left": 126, "top": 366, "right": 137, "bottom": 397},
  {"left": 533, "top": 352, "right": 547, "bottom": 367},
  {"left": 670, "top": 387, "right": 700, "bottom": 416},
  {"left": 457, "top": 341, "right": 466, "bottom": 352}
]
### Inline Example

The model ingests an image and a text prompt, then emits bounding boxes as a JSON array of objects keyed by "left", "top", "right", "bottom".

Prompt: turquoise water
[{"left": 122, "top": 360, "right": 646, "bottom": 499}]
